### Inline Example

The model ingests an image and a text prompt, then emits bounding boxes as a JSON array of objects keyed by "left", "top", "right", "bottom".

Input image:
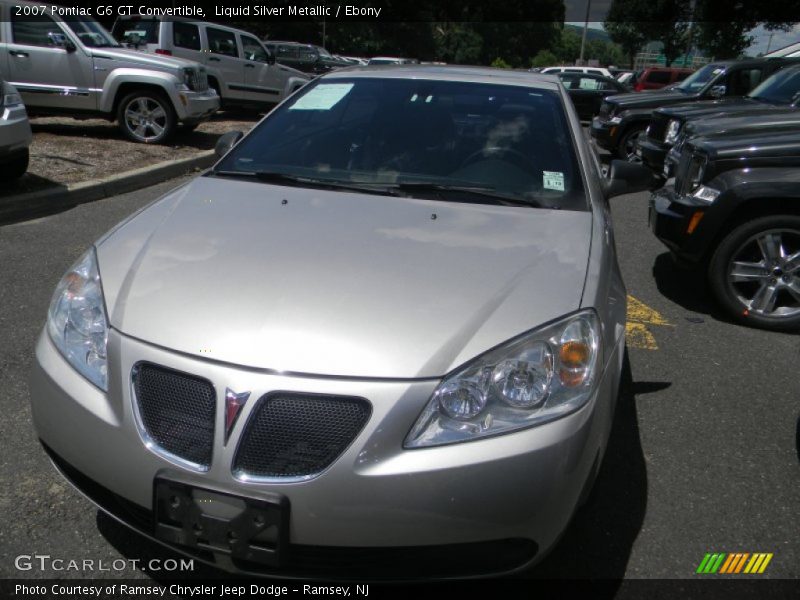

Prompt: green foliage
[
  {"left": 530, "top": 49, "right": 559, "bottom": 68},
  {"left": 491, "top": 57, "right": 512, "bottom": 69}
]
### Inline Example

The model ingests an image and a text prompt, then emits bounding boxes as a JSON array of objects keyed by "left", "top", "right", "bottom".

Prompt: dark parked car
[
  {"left": 639, "top": 64, "right": 800, "bottom": 177},
  {"left": 557, "top": 72, "right": 629, "bottom": 120},
  {"left": 633, "top": 66, "right": 694, "bottom": 91},
  {"left": 650, "top": 125, "right": 800, "bottom": 331},
  {"left": 591, "top": 58, "right": 800, "bottom": 160},
  {"left": 264, "top": 41, "right": 351, "bottom": 74}
]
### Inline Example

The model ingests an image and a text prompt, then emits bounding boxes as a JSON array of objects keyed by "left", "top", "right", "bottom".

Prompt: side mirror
[
  {"left": 48, "top": 31, "right": 76, "bottom": 52},
  {"left": 603, "top": 159, "right": 657, "bottom": 199},
  {"left": 215, "top": 130, "right": 244, "bottom": 158},
  {"left": 266, "top": 52, "right": 276, "bottom": 65},
  {"left": 709, "top": 84, "right": 726, "bottom": 98}
]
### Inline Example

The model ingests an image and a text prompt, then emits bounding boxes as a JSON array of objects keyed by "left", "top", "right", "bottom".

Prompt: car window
[
  {"left": 207, "top": 27, "right": 238, "bottom": 57},
  {"left": 217, "top": 78, "right": 587, "bottom": 211},
  {"left": 564, "top": 68, "right": 583, "bottom": 73},
  {"left": 675, "top": 71, "right": 691, "bottom": 81},
  {"left": 677, "top": 63, "right": 726, "bottom": 92},
  {"left": 62, "top": 17, "right": 119, "bottom": 48},
  {"left": 173, "top": 21, "right": 201, "bottom": 50},
  {"left": 749, "top": 68, "right": 800, "bottom": 104},
  {"left": 241, "top": 34, "right": 268, "bottom": 62},
  {"left": 12, "top": 13, "right": 63, "bottom": 46},
  {"left": 578, "top": 77, "right": 601, "bottom": 90},
  {"left": 111, "top": 18, "right": 157, "bottom": 45},
  {"left": 728, "top": 68, "right": 763, "bottom": 95},
  {"left": 558, "top": 73, "right": 577, "bottom": 89}
]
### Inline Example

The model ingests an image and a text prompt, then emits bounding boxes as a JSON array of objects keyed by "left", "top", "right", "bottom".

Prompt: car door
[
  {"left": 4, "top": 12, "right": 96, "bottom": 111},
  {"left": 562, "top": 73, "right": 602, "bottom": 120},
  {"left": 202, "top": 25, "right": 246, "bottom": 102},
  {"left": 239, "top": 33, "right": 283, "bottom": 104},
  {"left": 724, "top": 66, "right": 768, "bottom": 97}
]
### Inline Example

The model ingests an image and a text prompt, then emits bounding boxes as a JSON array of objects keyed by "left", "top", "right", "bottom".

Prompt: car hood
[
  {"left": 607, "top": 89, "right": 691, "bottom": 111},
  {"left": 686, "top": 107, "right": 800, "bottom": 137},
  {"left": 97, "top": 177, "right": 592, "bottom": 379},
  {"left": 660, "top": 98, "right": 785, "bottom": 121},
  {"left": 91, "top": 47, "right": 197, "bottom": 71},
  {"left": 694, "top": 127, "right": 800, "bottom": 160}
]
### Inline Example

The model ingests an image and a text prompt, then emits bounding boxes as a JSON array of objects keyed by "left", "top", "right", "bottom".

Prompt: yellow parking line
[{"left": 626, "top": 295, "right": 673, "bottom": 351}]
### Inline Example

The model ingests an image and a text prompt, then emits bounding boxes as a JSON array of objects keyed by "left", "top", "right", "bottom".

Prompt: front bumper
[
  {"left": 649, "top": 185, "right": 716, "bottom": 262},
  {"left": 30, "top": 327, "right": 624, "bottom": 578},
  {"left": 0, "top": 104, "right": 32, "bottom": 159},
  {"left": 590, "top": 117, "right": 616, "bottom": 151},
  {"left": 638, "top": 137, "right": 669, "bottom": 175},
  {"left": 174, "top": 88, "right": 219, "bottom": 123}
]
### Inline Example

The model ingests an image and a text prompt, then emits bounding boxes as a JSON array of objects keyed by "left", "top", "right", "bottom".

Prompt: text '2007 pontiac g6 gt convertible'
[{"left": 30, "top": 66, "right": 654, "bottom": 579}]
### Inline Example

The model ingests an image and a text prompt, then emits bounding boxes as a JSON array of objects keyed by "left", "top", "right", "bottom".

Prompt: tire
[
  {"left": 0, "top": 149, "right": 29, "bottom": 181},
  {"left": 117, "top": 91, "right": 176, "bottom": 144},
  {"left": 708, "top": 215, "right": 800, "bottom": 331},
  {"left": 615, "top": 126, "right": 645, "bottom": 162}
]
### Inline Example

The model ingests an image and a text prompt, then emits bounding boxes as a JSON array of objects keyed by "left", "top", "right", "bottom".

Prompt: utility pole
[{"left": 579, "top": 0, "right": 592, "bottom": 64}]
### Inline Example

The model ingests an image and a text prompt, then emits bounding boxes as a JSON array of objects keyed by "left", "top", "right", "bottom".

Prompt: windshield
[
  {"left": 749, "top": 68, "right": 800, "bottom": 104},
  {"left": 677, "top": 64, "right": 726, "bottom": 93},
  {"left": 216, "top": 78, "right": 586, "bottom": 210},
  {"left": 63, "top": 17, "right": 120, "bottom": 47},
  {"left": 111, "top": 18, "right": 158, "bottom": 45}
]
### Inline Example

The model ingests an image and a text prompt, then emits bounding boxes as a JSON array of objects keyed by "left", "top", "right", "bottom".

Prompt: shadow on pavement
[
  {"left": 796, "top": 415, "right": 800, "bottom": 465},
  {"left": 651, "top": 251, "right": 724, "bottom": 320},
  {"left": 523, "top": 350, "right": 650, "bottom": 584}
]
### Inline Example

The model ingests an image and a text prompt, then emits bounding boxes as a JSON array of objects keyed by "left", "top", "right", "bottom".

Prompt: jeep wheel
[
  {"left": 118, "top": 92, "right": 176, "bottom": 144},
  {"left": 0, "top": 149, "right": 29, "bottom": 181},
  {"left": 709, "top": 215, "right": 800, "bottom": 331},
  {"left": 616, "top": 126, "right": 645, "bottom": 162}
]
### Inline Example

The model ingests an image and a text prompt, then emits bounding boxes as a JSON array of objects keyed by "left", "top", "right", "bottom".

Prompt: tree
[
  {"left": 530, "top": 49, "right": 559, "bottom": 68},
  {"left": 640, "top": 0, "right": 692, "bottom": 66},
  {"left": 691, "top": 0, "right": 795, "bottom": 59},
  {"left": 432, "top": 23, "right": 483, "bottom": 64},
  {"left": 605, "top": 1, "right": 649, "bottom": 68}
]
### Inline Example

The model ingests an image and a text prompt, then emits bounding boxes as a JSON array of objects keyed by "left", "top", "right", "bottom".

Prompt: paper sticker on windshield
[
  {"left": 289, "top": 84, "right": 353, "bottom": 110},
  {"left": 543, "top": 171, "right": 565, "bottom": 191}
]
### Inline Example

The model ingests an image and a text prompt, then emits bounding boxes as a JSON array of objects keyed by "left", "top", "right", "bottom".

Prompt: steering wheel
[{"left": 459, "top": 146, "right": 533, "bottom": 171}]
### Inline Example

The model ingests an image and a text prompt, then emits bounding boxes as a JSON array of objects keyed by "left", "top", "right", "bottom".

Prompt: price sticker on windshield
[
  {"left": 289, "top": 84, "right": 354, "bottom": 111},
  {"left": 543, "top": 171, "right": 565, "bottom": 191}
]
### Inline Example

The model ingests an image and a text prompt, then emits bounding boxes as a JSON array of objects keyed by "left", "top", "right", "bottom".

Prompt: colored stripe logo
[{"left": 696, "top": 553, "right": 773, "bottom": 574}]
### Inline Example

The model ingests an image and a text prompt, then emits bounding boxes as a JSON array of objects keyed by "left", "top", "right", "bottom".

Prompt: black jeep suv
[
  {"left": 639, "top": 65, "right": 800, "bottom": 177},
  {"left": 591, "top": 57, "right": 800, "bottom": 160},
  {"left": 650, "top": 125, "right": 800, "bottom": 331}
]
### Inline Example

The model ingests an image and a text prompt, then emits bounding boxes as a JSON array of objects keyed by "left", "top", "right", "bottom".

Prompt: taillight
[
  {"left": 634, "top": 82, "right": 644, "bottom": 92},
  {"left": 155, "top": 49, "right": 172, "bottom": 56}
]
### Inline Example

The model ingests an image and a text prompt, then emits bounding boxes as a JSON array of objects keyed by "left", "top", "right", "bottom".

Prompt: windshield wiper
[
  {"left": 211, "top": 170, "right": 401, "bottom": 196},
  {"left": 388, "top": 182, "right": 542, "bottom": 207}
]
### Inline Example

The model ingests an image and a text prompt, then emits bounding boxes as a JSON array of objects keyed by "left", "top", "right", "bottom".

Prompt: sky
[{"left": 566, "top": 21, "right": 800, "bottom": 56}]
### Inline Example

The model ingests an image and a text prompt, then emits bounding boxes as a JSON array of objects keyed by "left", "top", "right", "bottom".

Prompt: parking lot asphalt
[{"left": 0, "top": 175, "right": 797, "bottom": 583}]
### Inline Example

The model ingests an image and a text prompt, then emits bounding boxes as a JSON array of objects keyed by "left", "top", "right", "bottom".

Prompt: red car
[{"left": 635, "top": 67, "right": 694, "bottom": 91}]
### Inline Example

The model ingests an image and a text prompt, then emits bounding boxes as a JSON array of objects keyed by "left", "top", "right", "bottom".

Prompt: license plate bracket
[{"left": 153, "top": 478, "right": 289, "bottom": 567}]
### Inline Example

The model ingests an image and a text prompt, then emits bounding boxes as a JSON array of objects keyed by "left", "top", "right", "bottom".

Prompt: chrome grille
[
  {"left": 233, "top": 393, "right": 371, "bottom": 480},
  {"left": 132, "top": 364, "right": 216, "bottom": 469},
  {"left": 648, "top": 112, "right": 669, "bottom": 142}
]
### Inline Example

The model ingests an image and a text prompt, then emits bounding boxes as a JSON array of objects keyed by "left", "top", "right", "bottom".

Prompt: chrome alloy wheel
[
  {"left": 727, "top": 229, "right": 800, "bottom": 318},
  {"left": 123, "top": 97, "right": 168, "bottom": 143}
]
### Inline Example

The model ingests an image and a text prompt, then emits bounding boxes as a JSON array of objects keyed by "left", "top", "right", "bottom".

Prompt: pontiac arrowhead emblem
[{"left": 224, "top": 388, "right": 250, "bottom": 444}]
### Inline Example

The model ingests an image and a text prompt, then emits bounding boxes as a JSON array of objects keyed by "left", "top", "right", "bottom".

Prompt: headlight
[
  {"left": 405, "top": 310, "right": 601, "bottom": 448},
  {"left": 664, "top": 119, "right": 681, "bottom": 144},
  {"left": 608, "top": 116, "right": 622, "bottom": 125},
  {"left": 687, "top": 153, "right": 707, "bottom": 190},
  {"left": 692, "top": 185, "right": 720, "bottom": 204},
  {"left": 47, "top": 248, "right": 109, "bottom": 391},
  {"left": 180, "top": 67, "right": 198, "bottom": 91}
]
